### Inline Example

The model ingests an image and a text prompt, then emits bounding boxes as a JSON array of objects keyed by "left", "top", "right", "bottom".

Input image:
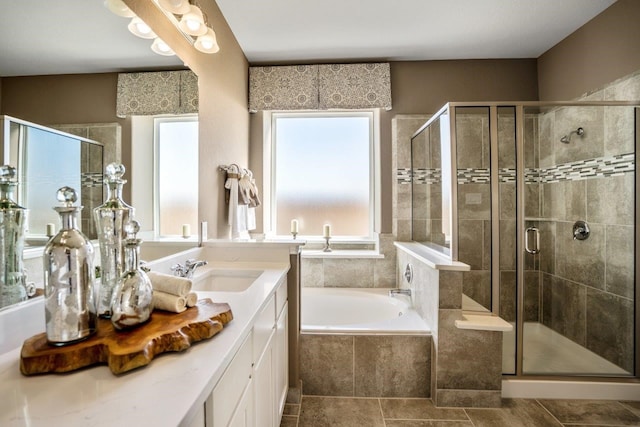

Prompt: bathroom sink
[{"left": 193, "top": 269, "right": 263, "bottom": 292}]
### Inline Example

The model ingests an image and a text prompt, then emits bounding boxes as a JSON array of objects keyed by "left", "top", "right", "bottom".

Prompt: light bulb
[
  {"left": 151, "top": 38, "right": 175, "bottom": 56},
  {"left": 104, "top": 0, "right": 135, "bottom": 18},
  {"left": 128, "top": 17, "right": 156, "bottom": 39},
  {"left": 178, "top": 5, "right": 207, "bottom": 36},
  {"left": 194, "top": 28, "right": 219, "bottom": 54},
  {"left": 158, "top": 0, "right": 190, "bottom": 15},
  {"left": 186, "top": 19, "right": 201, "bottom": 33}
]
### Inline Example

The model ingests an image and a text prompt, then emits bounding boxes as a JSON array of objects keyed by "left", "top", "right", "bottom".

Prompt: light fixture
[
  {"left": 158, "top": 0, "right": 191, "bottom": 15},
  {"left": 104, "top": 0, "right": 135, "bottom": 18},
  {"left": 128, "top": 16, "right": 157, "bottom": 39},
  {"left": 178, "top": 5, "right": 207, "bottom": 36},
  {"left": 151, "top": 38, "right": 176, "bottom": 56},
  {"left": 105, "top": 0, "right": 220, "bottom": 56},
  {"left": 194, "top": 28, "right": 219, "bottom": 54}
]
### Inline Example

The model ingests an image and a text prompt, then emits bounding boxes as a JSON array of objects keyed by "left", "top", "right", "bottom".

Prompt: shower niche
[{"left": 410, "top": 102, "right": 638, "bottom": 379}]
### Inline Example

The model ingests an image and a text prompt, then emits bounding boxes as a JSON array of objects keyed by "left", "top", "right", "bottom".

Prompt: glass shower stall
[{"left": 411, "top": 101, "right": 638, "bottom": 379}]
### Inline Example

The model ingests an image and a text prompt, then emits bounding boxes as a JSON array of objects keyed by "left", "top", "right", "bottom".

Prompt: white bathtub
[{"left": 301, "top": 288, "right": 430, "bottom": 335}]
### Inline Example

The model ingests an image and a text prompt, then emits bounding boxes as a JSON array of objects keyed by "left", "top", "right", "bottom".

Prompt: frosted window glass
[
  {"left": 157, "top": 120, "right": 198, "bottom": 236},
  {"left": 274, "top": 115, "right": 371, "bottom": 237},
  {"left": 23, "top": 127, "right": 81, "bottom": 233}
]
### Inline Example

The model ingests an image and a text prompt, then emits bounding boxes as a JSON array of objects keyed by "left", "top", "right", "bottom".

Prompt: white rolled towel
[
  {"left": 186, "top": 292, "right": 198, "bottom": 308},
  {"left": 147, "top": 271, "right": 192, "bottom": 296},
  {"left": 153, "top": 291, "right": 187, "bottom": 313}
]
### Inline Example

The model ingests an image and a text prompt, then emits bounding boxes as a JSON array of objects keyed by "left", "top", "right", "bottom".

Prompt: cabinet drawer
[
  {"left": 275, "top": 278, "right": 287, "bottom": 316},
  {"left": 253, "top": 296, "right": 275, "bottom": 362},
  {"left": 212, "top": 332, "right": 252, "bottom": 427}
]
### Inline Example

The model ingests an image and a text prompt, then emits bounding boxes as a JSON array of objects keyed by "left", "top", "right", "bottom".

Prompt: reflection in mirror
[
  {"left": 0, "top": 116, "right": 104, "bottom": 244},
  {"left": 411, "top": 108, "right": 451, "bottom": 257}
]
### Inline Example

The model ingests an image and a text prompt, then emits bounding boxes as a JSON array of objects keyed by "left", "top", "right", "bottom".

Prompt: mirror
[
  {"left": 411, "top": 108, "right": 452, "bottom": 256},
  {"left": 1, "top": 115, "right": 104, "bottom": 243}
]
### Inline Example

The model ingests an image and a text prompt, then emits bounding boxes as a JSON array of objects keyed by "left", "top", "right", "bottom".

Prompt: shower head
[{"left": 560, "top": 127, "right": 584, "bottom": 143}]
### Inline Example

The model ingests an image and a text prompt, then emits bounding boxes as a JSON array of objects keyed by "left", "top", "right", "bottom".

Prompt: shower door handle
[{"left": 525, "top": 227, "right": 540, "bottom": 255}]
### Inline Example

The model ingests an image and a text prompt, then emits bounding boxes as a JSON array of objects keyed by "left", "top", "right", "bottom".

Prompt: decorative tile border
[
  {"left": 397, "top": 153, "right": 634, "bottom": 185},
  {"left": 81, "top": 172, "right": 104, "bottom": 188}
]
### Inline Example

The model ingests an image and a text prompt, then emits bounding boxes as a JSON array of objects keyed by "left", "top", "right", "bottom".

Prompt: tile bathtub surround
[
  {"left": 281, "top": 396, "right": 640, "bottom": 427},
  {"left": 300, "top": 334, "right": 432, "bottom": 398}
]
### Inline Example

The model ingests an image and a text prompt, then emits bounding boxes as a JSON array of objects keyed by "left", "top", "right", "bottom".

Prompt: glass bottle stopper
[
  {"left": 57, "top": 186, "right": 78, "bottom": 206},
  {"left": 124, "top": 219, "right": 141, "bottom": 243},
  {"left": 105, "top": 163, "right": 126, "bottom": 183},
  {"left": 0, "top": 165, "right": 17, "bottom": 183}
]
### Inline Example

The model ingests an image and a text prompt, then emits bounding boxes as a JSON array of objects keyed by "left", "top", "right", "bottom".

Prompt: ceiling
[{"left": 0, "top": 0, "right": 616, "bottom": 77}]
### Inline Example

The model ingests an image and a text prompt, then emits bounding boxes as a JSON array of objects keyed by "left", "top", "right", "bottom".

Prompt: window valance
[
  {"left": 249, "top": 63, "right": 391, "bottom": 112},
  {"left": 116, "top": 70, "right": 198, "bottom": 118}
]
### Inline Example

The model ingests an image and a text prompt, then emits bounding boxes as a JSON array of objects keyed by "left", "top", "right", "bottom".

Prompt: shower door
[{"left": 518, "top": 104, "right": 636, "bottom": 376}]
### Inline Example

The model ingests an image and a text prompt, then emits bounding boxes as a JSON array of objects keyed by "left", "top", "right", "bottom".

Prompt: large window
[
  {"left": 271, "top": 112, "right": 375, "bottom": 238},
  {"left": 154, "top": 117, "right": 198, "bottom": 237}
]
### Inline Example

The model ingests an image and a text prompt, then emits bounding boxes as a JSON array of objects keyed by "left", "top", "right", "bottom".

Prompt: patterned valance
[
  {"left": 319, "top": 63, "right": 391, "bottom": 110},
  {"left": 248, "top": 63, "right": 391, "bottom": 112},
  {"left": 249, "top": 65, "right": 319, "bottom": 112},
  {"left": 116, "top": 70, "right": 198, "bottom": 118}
]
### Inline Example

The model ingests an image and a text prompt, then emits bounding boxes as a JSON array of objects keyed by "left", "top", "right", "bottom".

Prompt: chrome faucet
[
  {"left": 389, "top": 288, "right": 411, "bottom": 297},
  {"left": 171, "top": 259, "right": 208, "bottom": 278}
]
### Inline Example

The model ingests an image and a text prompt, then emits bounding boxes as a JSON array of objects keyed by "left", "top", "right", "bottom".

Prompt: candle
[
  {"left": 46, "top": 223, "right": 55, "bottom": 237},
  {"left": 290, "top": 219, "right": 299, "bottom": 234},
  {"left": 182, "top": 224, "right": 191, "bottom": 238},
  {"left": 323, "top": 224, "right": 331, "bottom": 238}
]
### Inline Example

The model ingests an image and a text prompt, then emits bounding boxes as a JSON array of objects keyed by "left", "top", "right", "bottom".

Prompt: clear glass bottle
[
  {"left": 93, "top": 163, "right": 134, "bottom": 318},
  {"left": 111, "top": 220, "right": 153, "bottom": 330},
  {"left": 0, "top": 165, "right": 27, "bottom": 308},
  {"left": 44, "top": 187, "right": 97, "bottom": 346}
]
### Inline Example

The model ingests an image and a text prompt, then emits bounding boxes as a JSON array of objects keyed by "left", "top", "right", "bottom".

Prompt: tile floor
[{"left": 279, "top": 396, "right": 640, "bottom": 427}]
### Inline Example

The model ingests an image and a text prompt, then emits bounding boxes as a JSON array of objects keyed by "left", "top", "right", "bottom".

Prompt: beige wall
[
  {"left": 0, "top": 73, "right": 133, "bottom": 200},
  {"left": 249, "top": 59, "right": 538, "bottom": 234},
  {"left": 124, "top": 0, "right": 250, "bottom": 239},
  {"left": 538, "top": 0, "right": 640, "bottom": 101}
]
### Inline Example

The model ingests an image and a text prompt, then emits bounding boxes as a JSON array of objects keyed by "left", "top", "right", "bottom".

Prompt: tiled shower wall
[{"left": 534, "top": 70, "right": 639, "bottom": 373}]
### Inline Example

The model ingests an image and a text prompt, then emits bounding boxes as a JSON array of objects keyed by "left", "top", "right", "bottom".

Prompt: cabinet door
[
  {"left": 253, "top": 329, "right": 275, "bottom": 427},
  {"left": 228, "top": 380, "right": 254, "bottom": 427},
  {"left": 275, "top": 302, "right": 288, "bottom": 422}
]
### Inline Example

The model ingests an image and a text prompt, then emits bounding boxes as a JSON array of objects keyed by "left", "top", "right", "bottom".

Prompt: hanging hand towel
[{"left": 225, "top": 165, "right": 248, "bottom": 239}]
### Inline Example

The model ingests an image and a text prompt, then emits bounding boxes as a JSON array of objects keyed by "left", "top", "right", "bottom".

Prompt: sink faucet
[
  {"left": 171, "top": 259, "right": 208, "bottom": 279},
  {"left": 389, "top": 288, "right": 411, "bottom": 297}
]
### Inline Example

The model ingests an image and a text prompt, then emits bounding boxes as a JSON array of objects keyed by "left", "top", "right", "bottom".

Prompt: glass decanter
[
  {"left": 0, "top": 165, "right": 27, "bottom": 308},
  {"left": 111, "top": 220, "right": 153, "bottom": 330},
  {"left": 93, "top": 163, "right": 134, "bottom": 318},
  {"left": 44, "top": 187, "right": 97, "bottom": 346}
]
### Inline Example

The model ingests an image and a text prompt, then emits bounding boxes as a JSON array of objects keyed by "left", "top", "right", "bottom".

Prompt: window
[
  {"left": 269, "top": 111, "right": 377, "bottom": 239},
  {"left": 154, "top": 117, "right": 198, "bottom": 237}
]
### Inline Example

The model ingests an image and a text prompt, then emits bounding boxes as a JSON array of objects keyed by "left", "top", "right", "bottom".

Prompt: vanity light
[
  {"left": 151, "top": 38, "right": 175, "bottom": 56},
  {"left": 104, "top": 0, "right": 135, "bottom": 18},
  {"left": 194, "top": 28, "right": 219, "bottom": 54},
  {"left": 158, "top": 0, "right": 191, "bottom": 15},
  {"left": 128, "top": 16, "right": 157, "bottom": 39},
  {"left": 178, "top": 5, "right": 207, "bottom": 36}
]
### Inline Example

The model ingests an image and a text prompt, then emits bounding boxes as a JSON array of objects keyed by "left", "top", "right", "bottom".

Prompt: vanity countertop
[{"left": 0, "top": 260, "right": 290, "bottom": 426}]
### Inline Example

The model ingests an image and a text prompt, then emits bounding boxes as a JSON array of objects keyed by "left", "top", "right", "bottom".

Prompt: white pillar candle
[
  {"left": 323, "top": 224, "right": 331, "bottom": 238},
  {"left": 290, "top": 219, "right": 299, "bottom": 234},
  {"left": 46, "top": 223, "right": 55, "bottom": 237},
  {"left": 182, "top": 224, "right": 191, "bottom": 238}
]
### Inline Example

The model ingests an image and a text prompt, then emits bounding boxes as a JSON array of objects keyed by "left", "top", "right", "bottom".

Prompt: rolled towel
[
  {"left": 147, "top": 271, "right": 192, "bottom": 296},
  {"left": 186, "top": 292, "right": 198, "bottom": 308},
  {"left": 153, "top": 291, "right": 187, "bottom": 313}
]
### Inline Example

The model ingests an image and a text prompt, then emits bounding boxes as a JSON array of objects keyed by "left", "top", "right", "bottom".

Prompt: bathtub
[{"left": 301, "top": 287, "right": 430, "bottom": 334}]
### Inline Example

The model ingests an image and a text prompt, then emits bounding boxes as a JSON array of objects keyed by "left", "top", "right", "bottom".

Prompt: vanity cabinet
[{"left": 202, "top": 277, "right": 288, "bottom": 427}]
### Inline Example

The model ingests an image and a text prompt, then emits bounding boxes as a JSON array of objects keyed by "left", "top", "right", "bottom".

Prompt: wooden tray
[{"left": 20, "top": 298, "right": 232, "bottom": 375}]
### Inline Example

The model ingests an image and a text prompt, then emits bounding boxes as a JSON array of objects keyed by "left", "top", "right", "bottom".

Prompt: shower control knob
[{"left": 573, "top": 220, "right": 590, "bottom": 241}]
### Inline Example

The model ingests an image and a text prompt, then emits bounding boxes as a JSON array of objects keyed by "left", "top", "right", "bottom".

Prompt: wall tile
[
  {"left": 323, "top": 258, "right": 374, "bottom": 287},
  {"left": 301, "top": 258, "right": 324, "bottom": 287},
  {"left": 542, "top": 180, "right": 586, "bottom": 222},
  {"left": 585, "top": 289, "right": 634, "bottom": 373},
  {"left": 457, "top": 184, "right": 490, "bottom": 220},
  {"left": 538, "top": 111, "right": 555, "bottom": 168},
  {"left": 456, "top": 116, "right": 486, "bottom": 169},
  {"left": 436, "top": 310, "right": 502, "bottom": 391},
  {"left": 354, "top": 336, "right": 431, "bottom": 397},
  {"left": 499, "top": 271, "right": 516, "bottom": 322},
  {"left": 553, "top": 106, "right": 605, "bottom": 164},
  {"left": 439, "top": 271, "right": 463, "bottom": 309},
  {"left": 604, "top": 106, "right": 635, "bottom": 156},
  {"left": 458, "top": 220, "right": 484, "bottom": 270},
  {"left": 300, "top": 335, "right": 354, "bottom": 396},
  {"left": 499, "top": 219, "right": 516, "bottom": 270},
  {"left": 497, "top": 115, "right": 516, "bottom": 169},
  {"left": 462, "top": 270, "right": 490, "bottom": 312},
  {"left": 605, "top": 225, "right": 634, "bottom": 299},
  {"left": 541, "top": 275, "right": 586, "bottom": 345},
  {"left": 555, "top": 221, "right": 605, "bottom": 291},
  {"left": 586, "top": 174, "right": 634, "bottom": 226},
  {"left": 436, "top": 389, "right": 502, "bottom": 408},
  {"left": 538, "top": 221, "right": 556, "bottom": 275}
]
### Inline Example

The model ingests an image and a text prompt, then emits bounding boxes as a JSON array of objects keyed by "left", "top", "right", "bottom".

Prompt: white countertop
[{"left": 0, "top": 260, "right": 290, "bottom": 426}]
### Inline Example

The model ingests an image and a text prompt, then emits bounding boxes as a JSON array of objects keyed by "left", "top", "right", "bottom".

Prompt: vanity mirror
[{"left": 0, "top": 115, "right": 104, "bottom": 243}]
